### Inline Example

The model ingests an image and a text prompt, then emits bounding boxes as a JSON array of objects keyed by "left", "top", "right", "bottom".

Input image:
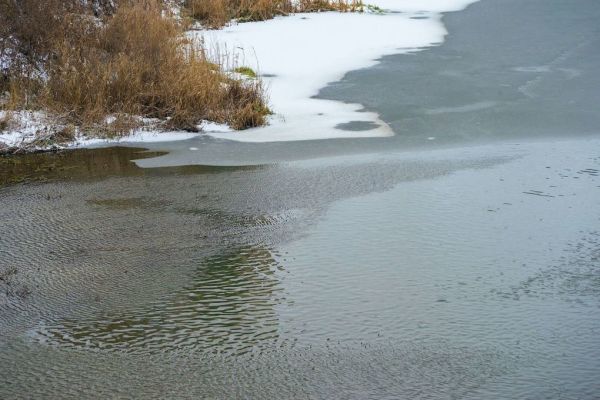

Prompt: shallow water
[{"left": 1, "top": 0, "right": 600, "bottom": 398}]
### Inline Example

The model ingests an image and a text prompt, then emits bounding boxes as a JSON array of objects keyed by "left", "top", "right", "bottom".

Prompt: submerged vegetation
[
  {"left": 0, "top": 0, "right": 270, "bottom": 149},
  {"left": 185, "top": 0, "right": 365, "bottom": 28}
]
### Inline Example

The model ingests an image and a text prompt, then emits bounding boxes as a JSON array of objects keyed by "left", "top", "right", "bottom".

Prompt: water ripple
[{"left": 31, "top": 246, "right": 285, "bottom": 354}]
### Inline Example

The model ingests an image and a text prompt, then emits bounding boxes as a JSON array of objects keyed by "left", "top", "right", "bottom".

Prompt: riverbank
[
  {"left": 0, "top": 110, "right": 231, "bottom": 155},
  {"left": 0, "top": 0, "right": 479, "bottom": 154},
  {"left": 0, "top": 1, "right": 270, "bottom": 156}
]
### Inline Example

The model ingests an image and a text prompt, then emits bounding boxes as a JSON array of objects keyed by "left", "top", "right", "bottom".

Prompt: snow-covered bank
[
  {"left": 74, "top": 121, "right": 233, "bottom": 147},
  {"left": 0, "top": 0, "right": 479, "bottom": 151},
  {"left": 199, "top": 0, "right": 479, "bottom": 142},
  {"left": 0, "top": 111, "right": 232, "bottom": 153}
]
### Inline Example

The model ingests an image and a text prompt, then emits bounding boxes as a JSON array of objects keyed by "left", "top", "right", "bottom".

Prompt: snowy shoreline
[
  {"left": 200, "top": 0, "right": 479, "bottom": 142},
  {"left": 0, "top": 110, "right": 233, "bottom": 153},
  {"left": 0, "top": 0, "right": 479, "bottom": 151}
]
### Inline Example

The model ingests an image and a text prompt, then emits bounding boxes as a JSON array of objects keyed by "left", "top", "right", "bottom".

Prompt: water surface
[{"left": 1, "top": 0, "right": 600, "bottom": 398}]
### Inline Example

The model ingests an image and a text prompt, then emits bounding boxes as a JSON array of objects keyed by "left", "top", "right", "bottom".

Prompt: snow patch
[
  {"left": 74, "top": 119, "right": 232, "bottom": 147},
  {"left": 0, "top": 111, "right": 48, "bottom": 147}
]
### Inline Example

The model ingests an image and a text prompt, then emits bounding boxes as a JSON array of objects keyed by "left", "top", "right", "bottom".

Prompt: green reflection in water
[
  {"left": 35, "top": 245, "right": 285, "bottom": 355},
  {"left": 0, "top": 146, "right": 262, "bottom": 186}
]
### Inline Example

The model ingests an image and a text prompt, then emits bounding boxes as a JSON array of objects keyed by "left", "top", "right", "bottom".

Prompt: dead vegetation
[
  {"left": 186, "top": 0, "right": 292, "bottom": 28},
  {"left": 0, "top": 0, "right": 270, "bottom": 143},
  {"left": 0, "top": 0, "right": 366, "bottom": 148},
  {"left": 185, "top": 0, "right": 364, "bottom": 28}
]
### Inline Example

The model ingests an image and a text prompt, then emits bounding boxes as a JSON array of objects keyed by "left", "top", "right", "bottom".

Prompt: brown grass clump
[
  {"left": 1, "top": 0, "right": 270, "bottom": 138},
  {"left": 186, "top": 0, "right": 232, "bottom": 28},
  {"left": 186, "top": 0, "right": 364, "bottom": 28},
  {"left": 186, "top": 0, "right": 294, "bottom": 28},
  {"left": 297, "top": 0, "right": 364, "bottom": 12}
]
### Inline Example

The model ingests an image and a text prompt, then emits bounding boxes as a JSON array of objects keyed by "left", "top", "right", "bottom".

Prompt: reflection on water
[
  {"left": 0, "top": 147, "right": 261, "bottom": 186},
  {"left": 33, "top": 246, "right": 284, "bottom": 355},
  {"left": 0, "top": 147, "right": 163, "bottom": 185}
]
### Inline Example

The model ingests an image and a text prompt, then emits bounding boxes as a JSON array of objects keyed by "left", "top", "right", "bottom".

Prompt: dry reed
[
  {"left": 1, "top": 0, "right": 270, "bottom": 138},
  {"left": 186, "top": 0, "right": 364, "bottom": 28}
]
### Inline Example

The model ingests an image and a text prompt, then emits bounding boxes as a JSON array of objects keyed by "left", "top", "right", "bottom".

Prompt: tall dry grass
[
  {"left": 186, "top": 0, "right": 364, "bottom": 28},
  {"left": 1, "top": 0, "right": 270, "bottom": 137},
  {"left": 186, "top": 0, "right": 293, "bottom": 28}
]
